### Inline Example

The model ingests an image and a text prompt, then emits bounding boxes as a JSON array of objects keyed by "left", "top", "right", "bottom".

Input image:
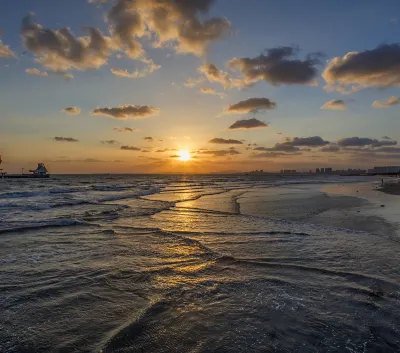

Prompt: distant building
[
  {"left": 370, "top": 166, "right": 400, "bottom": 174},
  {"left": 325, "top": 168, "right": 332, "bottom": 173},
  {"left": 316, "top": 168, "right": 320, "bottom": 173}
]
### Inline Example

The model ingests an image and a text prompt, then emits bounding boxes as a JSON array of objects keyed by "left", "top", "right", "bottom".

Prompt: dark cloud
[
  {"left": 0, "top": 39, "right": 16, "bottom": 58},
  {"left": 320, "top": 144, "right": 340, "bottom": 152},
  {"left": 101, "top": 140, "right": 119, "bottom": 145},
  {"left": 92, "top": 105, "right": 160, "bottom": 119},
  {"left": 228, "top": 46, "right": 322, "bottom": 86},
  {"left": 63, "top": 106, "right": 81, "bottom": 115},
  {"left": 226, "top": 97, "right": 276, "bottom": 114},
  {"left": 254, "top": 144, "right": 300, "bottom": 152},
  {"left": 372, "top": 96, "right": 400, "bottom": 108},
  {"left": 284, "top": 136, "right": 330, "bottom": 147},
  {"left": 170, "top": 154, "right": 180, "bottom": 158},
  {"left": 121, "top": 145, "right": 141, "bottom": 151},
  {"left": 143, "top": 137, "right": 154, "bottom": 142},
  {"left": 21, "top": 13, "right": 112, "bottom": 71},
  {"left": 321, "top": 99, "right": 346, "bottom": 110},
  {"left": 199, "top": 149, "right": 241, "bottom": 157},
  {"left": 228, "top": 118, "right": 268, "bottom": 130},
  {"left": 209, "top": 138, "right": 243, "bottom": 145},
  {"left": 54, "top": 137, "right": 78, "bottom": 142},
  {"left": 338, "top": 137, "right": 397, "bottom": 148},
  {"left": 382, "top": 136, "right": 391, "bottom": 140},
  {"left": 373, "top": 147, "right": 400, "bottom": 153},
  {"left": 323, "top": 44, "right": 400, "bottom": 92},
  {"left": 113, "top": 127, "right": 135, "bottom": 132}
]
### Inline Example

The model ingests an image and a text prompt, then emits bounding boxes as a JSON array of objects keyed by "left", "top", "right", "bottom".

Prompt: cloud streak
[
  {"left": 63, "top": 106, "right": 81, "bottom": 115},
  {"left": 228, "top": 118, "right": 268, "bottom": 130},
  {"left": 209, "top": 138, "right": 243, "bottom": 145},
  {"left": 113, "top": 127, "right": 135, "bottom": 132},
  {"left": 321, "top": 99, "right": 346, "bottom": 110},
  {"left": 25, "top": 68, "right": 48, "bottom": 77},
  {"left": 338, "top": 137, "right": 397, "bottom": 147},
  {"left": 372, "top": 96, "right": 400, "bottom": 108},
  {"left": 226, "top": 97, "right": 276, "bottom": 114},
  {"left": 54, "top": 137, "right": 79, "bottom": 142},
  {"left": 92, "top": 105, "right": 160, "bottom": 119},
  {"left": 121, "top": 145, "right": 141, "bottom": 151}
]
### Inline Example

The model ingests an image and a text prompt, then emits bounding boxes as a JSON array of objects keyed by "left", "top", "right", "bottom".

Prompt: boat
[{"left": 1, "top": 160, "right": 50, "bottom": 179}]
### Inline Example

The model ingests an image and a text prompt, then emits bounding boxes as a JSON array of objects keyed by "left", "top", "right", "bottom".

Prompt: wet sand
[{"left": 380, "top": 179, "right": 400, "bottom": 195}]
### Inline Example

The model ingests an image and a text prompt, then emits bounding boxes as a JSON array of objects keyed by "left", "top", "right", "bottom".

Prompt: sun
[{"left": 178, "top": 150, "right": 191, "bottom": 161}]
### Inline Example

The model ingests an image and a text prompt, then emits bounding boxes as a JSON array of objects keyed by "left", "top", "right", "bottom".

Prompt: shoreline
[{"left": 380, "top": 179, "right": 400, "bottom": 195}]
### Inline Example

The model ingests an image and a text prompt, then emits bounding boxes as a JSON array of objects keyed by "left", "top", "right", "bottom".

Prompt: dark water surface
[{"left": 1, "top": 175, "right": 399, "bottom": 352}]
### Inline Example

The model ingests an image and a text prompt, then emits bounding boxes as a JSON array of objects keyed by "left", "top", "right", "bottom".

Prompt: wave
[{"left": 0, "top": 218, "right": 95, "bottom": 234}]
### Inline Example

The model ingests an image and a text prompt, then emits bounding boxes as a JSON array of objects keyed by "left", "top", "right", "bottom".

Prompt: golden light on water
[{"left": 178, "top": 150, "right": 191, "bottom": 161}]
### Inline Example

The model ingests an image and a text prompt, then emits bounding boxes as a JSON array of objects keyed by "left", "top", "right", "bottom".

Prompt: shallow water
[{"left": 0, "top": 175, "right": 399, "bottom": 352}]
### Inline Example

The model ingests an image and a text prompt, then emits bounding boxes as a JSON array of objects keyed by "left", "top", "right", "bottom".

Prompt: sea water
[{"left": 0, "top": 174, "right": 399, "bottom": 352}]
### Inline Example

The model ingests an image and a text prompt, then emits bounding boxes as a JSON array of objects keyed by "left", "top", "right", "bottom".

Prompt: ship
[{"left": 0, "top": 157, "right": 50, "bottom": 178}]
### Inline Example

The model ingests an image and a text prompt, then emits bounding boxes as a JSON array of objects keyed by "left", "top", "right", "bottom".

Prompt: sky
[{"left": 0, "top": 0, "right": 400, "bottom": 173}]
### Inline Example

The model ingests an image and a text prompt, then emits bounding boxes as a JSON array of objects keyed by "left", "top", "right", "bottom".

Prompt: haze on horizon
[{"left": 0, "top": 0, "right": 399, "bottom": 174}]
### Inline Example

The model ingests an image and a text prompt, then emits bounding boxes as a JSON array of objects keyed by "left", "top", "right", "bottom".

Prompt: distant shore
[{"left": 380, "top": 179, "right": 400, "bottom": 195}]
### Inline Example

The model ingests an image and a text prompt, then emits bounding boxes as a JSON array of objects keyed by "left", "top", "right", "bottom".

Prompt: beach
[
  {"left": 380, "top": 178, "right": 400, "bottom": 195},
  {"left": 1, "top": 174, "right": 399, "bottom": 352}
]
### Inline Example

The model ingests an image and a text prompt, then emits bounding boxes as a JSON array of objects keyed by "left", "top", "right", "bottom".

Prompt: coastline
[{"left": 380, "top": 179, "right": 400, "bottom": 195}]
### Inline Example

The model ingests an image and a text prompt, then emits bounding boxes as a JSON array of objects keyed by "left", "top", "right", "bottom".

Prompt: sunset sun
[{"left": 178, "top": 150, "right": 191, "bottom": 161}]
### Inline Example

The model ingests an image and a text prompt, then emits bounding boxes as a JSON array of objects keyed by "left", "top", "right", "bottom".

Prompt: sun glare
[{"left": 178, "top": 150, "right": 191, "bottom": 161}]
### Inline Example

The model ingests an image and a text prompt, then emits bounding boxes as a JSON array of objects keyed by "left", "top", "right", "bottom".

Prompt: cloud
[
  {"left": 226, "top": 97, "right": 276, "bottom": 114},
  {"left": 252, "top": 152, "right": 300, "bottom": 158},
  {"left": 382, "top": 136, "right": 391, "bottom": 140},
  {"left": 372, "top": 96, "right": 400, "bottom": 108},
  {"left": 156, "top": 148, "right": 176, "bottom": 152},
  {"left": 320, "top": 144, "right": 340, "bottom": 152},
  {"left": 254, "top": 144, "right": 300, "bottom": 152},
  {"left": 101, "top": 140, "right": 119, "bottom": 145},
  {"left": 228, "top": 46, "right": 322, "bottom": 86},
  {"left": 111, "top": 59, "right": 160, "bottom": 78},
  {"left": 21, "top": 13, "right": 113, "bottom": 72},
  {"left": 25, "top": 68, "right": 48, "bottom": 77},
  {"left": 337, "top": 137, "right": 397, "bottom": 147},
  {"left": 102, "top": 0, "right": 231, "bottom": 57},
  {"left": 63, "top": 73, "right": 74, "bottom": 80},
  {"left": 323, "top": 44, "right": 400, "bottom": 92},
  {"left": 199, "top": 149, "right": 241, "bottom": 157},
  {"left": 143, "top": 136, "right": 154, "bottom": 142},
  {"left": 198, "top": 62, "right": 246, "bottom": 89},
  {"left": 321, "top": 99, "right": 346, "bottom": 110},
  {"left": 184, "top": 76, "right": 205, "bottom": 87},
  {"left": 121, "top": 145, "right": 141, "bottom": 151},
  {"left": 54, "top": 137, "right": 79, "bottom": 142},
  {"left": 284, "top": 136, "right": 330, "bottom": 147},
  {"left": 113, "top": 127, "right": 135, "bottom": 132},
  {"left": 92, "top": 104, "right": 160, "bottom": 119},
  {"left": 228, "top": 118, "right": 268, "bottom": 130},
  {"left": 209, "top": 138, "right": 243, "bottom": 145},
  {"left": 0, "top": 39, "right": 15, "bottom": 58},
  {"left": 200, "top": 87, "right": 226, "bottom": 99},
  {"left": 63, "top": 106, "right": 81, "bottom": 115}
]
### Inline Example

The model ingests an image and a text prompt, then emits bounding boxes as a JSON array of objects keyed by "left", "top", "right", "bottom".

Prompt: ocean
[{"left": 1, "top": 174, "right": 399, "bottom": 352}]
